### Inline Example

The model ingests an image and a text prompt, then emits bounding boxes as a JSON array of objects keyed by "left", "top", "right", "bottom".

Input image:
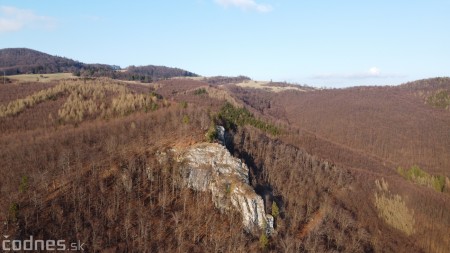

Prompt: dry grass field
[{"left": 8, "top": 73, "right": 77, "bottom": 83}]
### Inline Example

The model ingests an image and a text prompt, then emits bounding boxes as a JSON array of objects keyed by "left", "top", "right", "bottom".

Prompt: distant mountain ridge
[{"left": 0, "top": 48, "right": 199, "bottom": 81}]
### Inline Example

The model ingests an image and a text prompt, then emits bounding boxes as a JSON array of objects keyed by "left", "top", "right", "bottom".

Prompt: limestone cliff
[{"left": 160, "top": 143, "right": 273, "bottom": 233}]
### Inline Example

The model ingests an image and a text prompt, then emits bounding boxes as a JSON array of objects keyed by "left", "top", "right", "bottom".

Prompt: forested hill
[
  {"left": 117, "top": 65, "right": 199, "bottom": 83},
  {"left": 0, "top": 48, "right": 199, "bottom": 81},
  {"left": 0, "top": 48, "right": 88, "bottom": 75}
]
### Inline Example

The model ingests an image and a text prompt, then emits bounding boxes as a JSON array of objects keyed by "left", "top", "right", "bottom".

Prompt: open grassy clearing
[
  {"left": 170, "top": 76, "right": 205, "bottom": 81},
  {"left": 8, "top": 73, "right": 77, "bottom": 83},
  {"left": 235, "top": 80, "right": 308, "bottom": 93}
]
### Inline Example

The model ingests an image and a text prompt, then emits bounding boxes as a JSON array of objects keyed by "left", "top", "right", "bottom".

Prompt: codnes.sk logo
[{"left": 2, "top": 235, "right": 85, "bottom": 251}]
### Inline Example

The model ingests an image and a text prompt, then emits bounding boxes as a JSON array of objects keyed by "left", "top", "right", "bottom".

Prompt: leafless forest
[{"left": 1, "top": 50, "right": 449, "bottom": 252}]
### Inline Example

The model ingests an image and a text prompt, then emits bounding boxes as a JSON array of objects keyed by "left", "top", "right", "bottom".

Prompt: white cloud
[
  {"left": 368, "top": 67, "right": 380, "bottom": 76},
  {"left": 313, "top": 67, "right": 402, "bottom": 80},
  {"left": 0, "top": 6, "right": 56, "bottom": 33},
  {"left": 214, "top": 0, "right": 273, "bottom": 13}
]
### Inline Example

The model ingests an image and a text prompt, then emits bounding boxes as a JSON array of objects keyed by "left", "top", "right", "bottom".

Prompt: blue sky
[{"left": 0, "top": 0, "right": 449, "bottom": 87}]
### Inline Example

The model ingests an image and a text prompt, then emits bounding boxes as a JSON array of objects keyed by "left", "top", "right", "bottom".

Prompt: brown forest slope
[
  {"left": 0, "top": 77, "right": 258, "bottom": 252},
  {"left": 231, "top": 126, "right": 450, "bottom": 253},
  {"left": 225, "top": 78, "right": 450, "bottom": 252},
  {"left": 230, "top": 78, "right": 450, "bottom": 177},
  {"left": 1, "top": 75, "right": 449, "bottom": 252}
]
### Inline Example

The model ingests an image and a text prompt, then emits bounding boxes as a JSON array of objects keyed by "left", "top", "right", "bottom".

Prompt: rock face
[{"left": 172, "top": 143, "right": 273, "bottom": 233}]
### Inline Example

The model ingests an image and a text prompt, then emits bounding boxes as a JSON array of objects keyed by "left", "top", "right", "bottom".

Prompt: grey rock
[{"left": 172, "top": 143, "right": 273, "bottom": 233}]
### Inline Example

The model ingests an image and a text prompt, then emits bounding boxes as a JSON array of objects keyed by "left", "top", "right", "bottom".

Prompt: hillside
[
  {"left": 123, "top": 65, "right": 198, "bottom": 82},
  {"left": 227, "top": 78, "right": 450, "bottom": 177},
  {"left": 0, "top": 48, "right": 87, "bottom": 75},
  {"left": 0, "top": 48, "right": 199, "bottom": 81},
  {"left": 223, "top": 78, "right": 450, "bottom": 252},
  {"left": 0, "top": 71, "right": 449, "bottom": 252}
]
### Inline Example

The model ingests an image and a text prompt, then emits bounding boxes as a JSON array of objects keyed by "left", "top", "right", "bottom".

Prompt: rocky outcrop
[{"left": 169, "top": 143, "right": 273, "bottom": 234}]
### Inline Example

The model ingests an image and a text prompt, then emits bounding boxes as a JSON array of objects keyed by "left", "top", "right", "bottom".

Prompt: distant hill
[
  {"left": 205, "top": 75, "right": 251, "bottom": 85},
  {"left": 0, "top": 48, "right": 199, "bottom": 81},
  {"left": 0, "top": 48, "right": 87, "bottom": 75},
  {"left": 119, "top": 65, "right": 199, "bottom": 82},
  {"left": 399, "top": 77, "right": 450, "bottom": 91}
]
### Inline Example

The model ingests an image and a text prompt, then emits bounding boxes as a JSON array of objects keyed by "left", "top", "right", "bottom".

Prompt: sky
[{"left": 0, "top": 0, "right": 449, "bottom": 88}]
